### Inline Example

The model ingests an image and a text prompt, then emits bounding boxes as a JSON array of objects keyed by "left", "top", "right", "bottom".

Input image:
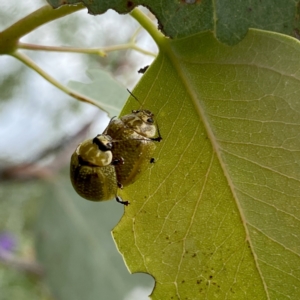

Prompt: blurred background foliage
[{"left": 0, "top": 1, "right": 157, "bottom": 299}]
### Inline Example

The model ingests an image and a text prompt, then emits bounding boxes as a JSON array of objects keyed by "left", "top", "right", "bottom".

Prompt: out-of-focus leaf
[
  {"left": 0, "top": 70, "right": 24, "bottom": 103},
  {"left": 68, "top": 69, "right": 128, "bottom": 117},
  {"left": 35, "top": 175, "right": 153, "bottom": 300},
  {"left": 112, "top": 30, "right": 300, "bottom": 299},
  {"left": 0, "top": 181, "right": 48, "bottom": 300},
  {"left": 47, "top": 0, "right": 300, "bottom": 44}
]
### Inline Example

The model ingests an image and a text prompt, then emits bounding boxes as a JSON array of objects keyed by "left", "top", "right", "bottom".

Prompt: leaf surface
[
  {"left": 46, "top": 0, "right": 300, "bottom": 44},
  {"left": 112, "top": 30, "right": 300, "bottom": 299}
]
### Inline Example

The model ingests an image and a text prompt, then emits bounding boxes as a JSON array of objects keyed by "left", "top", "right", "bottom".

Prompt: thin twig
[{"left": 12, "top": 51, "right": 111, "bottom": 113}]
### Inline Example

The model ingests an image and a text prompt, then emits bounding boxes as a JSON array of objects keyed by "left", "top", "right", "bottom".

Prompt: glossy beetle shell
[
  {"left": 105, "top": 109, "right": 161, "bottom": 187},
  {"left": 70, "top": 134, "right": 118, "bottom": 201}
]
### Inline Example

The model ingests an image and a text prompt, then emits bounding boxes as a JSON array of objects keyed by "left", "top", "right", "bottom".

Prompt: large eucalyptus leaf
[
  {"left": 46, "top": 0, "right": 300, "bottom": 44},
  {"left": 112, "top": 30, "right": 300, "bottom": 299}
]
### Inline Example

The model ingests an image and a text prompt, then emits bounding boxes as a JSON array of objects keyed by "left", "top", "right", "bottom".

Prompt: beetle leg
[
  {"left": 116, "top": 196, "right": 129, "bottom": 206},
  {"left": 151, "top": 122, "right": 162, "bottom": 142}
]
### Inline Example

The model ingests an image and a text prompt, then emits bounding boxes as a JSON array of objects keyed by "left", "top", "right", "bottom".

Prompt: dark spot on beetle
[
  {"left": 150, "top": 158, "right": 155, "bottom": 163},
  {"left": 138, "top": 65, "right": 149, "bottom": 74},
  {"left": 192, "top": 253, "right": 196, "bottom": 257},
  {"left": 112, "top": 156, "right": 124, "bottom": 165},
  {"left": 182, "top": 280, "right": 185, "bottom": 283},
  {"left": 197, "top": 279, "right": 202, "bottom": 284},
  {"left": 166, "top": 236, "right": 169, "bottom": 240},
  {"left": 209, "top": 275, "right": 213, "bottom": 279},
  {"left": 185, "top": 250, "right": 189, "bottom": 254}
]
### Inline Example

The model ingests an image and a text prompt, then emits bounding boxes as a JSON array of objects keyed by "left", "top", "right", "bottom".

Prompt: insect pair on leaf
[{"left": 70, "top": 96, "right": 162, "bottom": 205}]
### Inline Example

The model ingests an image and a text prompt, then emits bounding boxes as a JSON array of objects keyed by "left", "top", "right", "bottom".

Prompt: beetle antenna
[{"left": 127, "top": 89, "right": 142, "bottom": 106}]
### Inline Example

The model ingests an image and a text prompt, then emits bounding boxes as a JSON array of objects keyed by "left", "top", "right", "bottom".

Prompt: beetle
[
  {"left": 70, "top": 134, "right": 128, "bottom": 205},
  {"left": 104, "top": 106, "right": 162, "bottom": 188}
]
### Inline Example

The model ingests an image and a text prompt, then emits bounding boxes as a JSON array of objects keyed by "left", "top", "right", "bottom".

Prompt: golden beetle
[
  {"left": 104, "top": 109, "right": 162, "bottom": 188},
  {"left": 70, "top": 134, "right": 128, "bottom": 205}
]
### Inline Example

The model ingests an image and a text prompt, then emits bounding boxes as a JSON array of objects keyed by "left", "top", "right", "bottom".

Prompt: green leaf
[
  {"left": 68, "top": 69, "right": 128, "bottom": 117},
  {"left": 112, "top": 30, "right": 300, "bottom": 299},
  {"left": 35, "top": 176, "right": 153, "bottom": 300},
  {"left": 46, "top": 0, "right": 300, "bottom": 44}
]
